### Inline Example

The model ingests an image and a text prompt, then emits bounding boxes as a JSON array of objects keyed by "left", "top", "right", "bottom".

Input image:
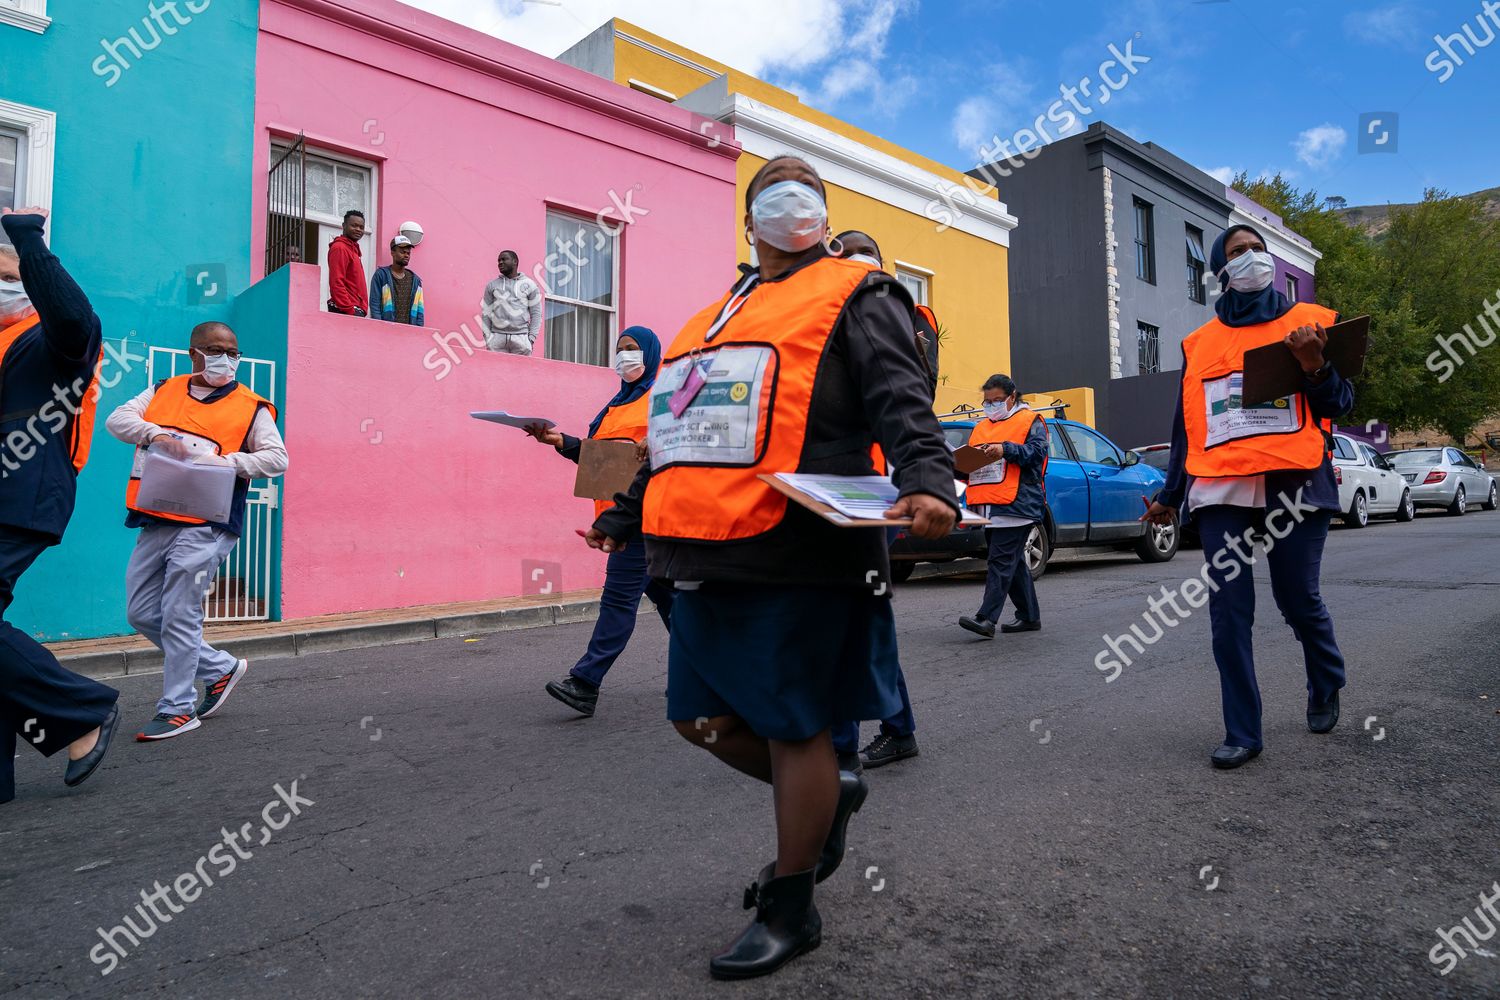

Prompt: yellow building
[{"left": 558, "top": 19, "right": 1020, "bottom": 413}]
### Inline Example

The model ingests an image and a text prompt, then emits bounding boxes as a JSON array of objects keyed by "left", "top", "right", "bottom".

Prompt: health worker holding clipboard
[
  {"left": 584, "top": 156, "right": 957, "bottom": 980},
  {"left": 1142, "top": 224, "right": 1354, "bottom": 771},
  {"left": 523, "top": 327, "right": 673, "bottom": 719}
]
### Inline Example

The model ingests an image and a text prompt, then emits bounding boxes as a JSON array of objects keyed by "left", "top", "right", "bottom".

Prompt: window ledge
[{"left": 0, "top": 6, "right": 50, "bottom": 33}]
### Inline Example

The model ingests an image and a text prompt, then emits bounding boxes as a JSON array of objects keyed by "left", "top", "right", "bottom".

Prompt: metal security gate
[
  {"left": 265, "top": 132, "right": 307, "bottom": 276},
  {"left": 147, "top": 348, "right": 280, "bottom": 623}
]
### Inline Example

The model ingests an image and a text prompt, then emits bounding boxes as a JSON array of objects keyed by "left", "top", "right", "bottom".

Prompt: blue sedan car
[{"left": 889, "top": 412, "right": 1180, "bottom": 581}]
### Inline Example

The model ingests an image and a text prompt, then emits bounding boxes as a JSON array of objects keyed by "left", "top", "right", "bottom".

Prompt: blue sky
[{"left": 407, "top": 0, "right": 1498, "bottom": 208}]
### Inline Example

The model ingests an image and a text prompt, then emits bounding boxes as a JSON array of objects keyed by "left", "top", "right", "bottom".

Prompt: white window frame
[
  {"left": 0, "top": 99, "right": 54, "bottom": 218},
  {"left": 893, "top": 262, "right": 931, "bottom": 307},
  {"left": 1285, "top": 273, "right": 1300, "bottom": 302},
  {"left": 270, "top": 140, "right": 377, "bottom": 234},
  {"left": 0, "top": 0, "right": 51, "bottom": 34},
  {"left": 543, "top": 208, "right": 621, "bottom": 364}
]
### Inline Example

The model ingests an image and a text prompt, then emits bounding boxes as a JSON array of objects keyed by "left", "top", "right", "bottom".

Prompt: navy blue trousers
[
  {"left": 569, "top": 543, "right": 673, "bottom": 688},
  {"left": 0, "top": 527, "right": 118, "bottom": 804},
  {"left": 978, "top": 524, "right": 1040, "bottom": 623},
  {"left": 1196, "top": 505, "right": 1345, "bottom": 750},
  {"left": 832, "top": 667, "right": 914, "bottom": 754}
]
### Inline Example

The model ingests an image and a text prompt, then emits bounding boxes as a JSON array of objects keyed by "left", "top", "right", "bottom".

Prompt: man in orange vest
[
  {"left": 0, "top": 207, "right": 121, "bottom": 805},
  {"left": 106, "top": 322, "right": 287, "bottom": 742},
  {"left": 959, "top": 374, "right": 1048, "bottom": 638}
]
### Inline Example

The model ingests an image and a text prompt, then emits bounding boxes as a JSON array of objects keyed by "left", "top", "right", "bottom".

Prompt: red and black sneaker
[
  {"left": 199, "top": 659, "right": 249, "bottom": 719},
  {"left": 136, "top": 713, "right": 201, "bottom": 741}
]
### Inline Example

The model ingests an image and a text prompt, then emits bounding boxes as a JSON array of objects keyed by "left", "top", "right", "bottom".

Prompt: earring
[
  {"left": 744, "top": 227, "right": 755, "bottom": 246},
  {"left": 826, "top": 234, "right": 844, "bottom": 257}
]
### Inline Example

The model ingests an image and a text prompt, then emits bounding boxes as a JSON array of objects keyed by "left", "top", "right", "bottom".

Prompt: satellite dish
[{"left": 398, "top": 220, "right": 424, "bottom": 246}]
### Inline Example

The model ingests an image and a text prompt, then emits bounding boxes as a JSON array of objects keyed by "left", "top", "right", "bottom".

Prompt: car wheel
[
  {"left": 1448, "top": 485, "right": 1467, "bottom": 516},
  {"left": 1484, "top": 482, "right": 1498, "bottom": 511},
  {"left": 1394, "top": 490, "right": 1415, "bottom": 522},
  {"left": 1025, "top": 523, "right": 1050, "bottom": 580},
  {"left": 1135, "top": 513, "right": 1180, "bottom": 563},
  {"left": 1343, "top": 490, "right": 1368, "bottom": 528},
  {"left": 889, "top": 560, "right": 915, "bottom": 584}
]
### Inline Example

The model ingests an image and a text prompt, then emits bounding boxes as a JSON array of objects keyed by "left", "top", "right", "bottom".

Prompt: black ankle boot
[
  {"left": 817, "top": 770, "right": 868, "bottom": 882},
  {"left": 709, "top": 868, "right": 821, "bottom": 980}
]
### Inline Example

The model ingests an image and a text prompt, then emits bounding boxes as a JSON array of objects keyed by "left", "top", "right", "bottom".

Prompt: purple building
[{"left": 1224, "top": 187, "right": 1320, "bottom": 304}]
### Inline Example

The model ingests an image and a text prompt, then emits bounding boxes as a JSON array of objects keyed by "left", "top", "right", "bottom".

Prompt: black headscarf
[{"left": 1210, "top": 224, "right": 1292, "bottom": 327}]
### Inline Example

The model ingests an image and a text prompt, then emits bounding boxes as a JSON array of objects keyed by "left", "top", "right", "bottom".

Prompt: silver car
[{"left": 1385, "top": 447, "right": 1498, "bottom": 515}]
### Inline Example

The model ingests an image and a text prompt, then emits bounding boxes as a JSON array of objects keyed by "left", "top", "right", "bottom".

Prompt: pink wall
[
  {"left": 254, "top": 0, "right": 739, "bottom": 347},
  {"left": 255, "top": 0, "right": 740, "bottom": 616}
]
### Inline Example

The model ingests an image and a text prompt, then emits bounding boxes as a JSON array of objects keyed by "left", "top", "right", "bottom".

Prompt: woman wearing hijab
[
  {"left": 585, "top": 156, "right": 957, "bottom": 979},
  {"left": 1142, "top": 224, "right": 1354, "bottom": 770},
  {"left": 526, "top": 327, "right": 673, "bottom": 718}
]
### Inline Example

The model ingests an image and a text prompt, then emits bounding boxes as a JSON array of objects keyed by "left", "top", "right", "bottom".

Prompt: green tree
[{"left": 1232, "top": 175, "right": 1500, "bottom": 441}]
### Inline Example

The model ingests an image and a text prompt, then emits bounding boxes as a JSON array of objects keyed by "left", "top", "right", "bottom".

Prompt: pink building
[{"left": 244, "top": 0, "right": 740, "bottom": 619}]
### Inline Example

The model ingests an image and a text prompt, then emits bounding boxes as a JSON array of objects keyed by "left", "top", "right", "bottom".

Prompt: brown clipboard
[
  {"left": 757, "top": 474, "right": 987, "bottom": 528},
  {"left": 573, "top": 439, "right": 643, "bottom": 501},
  {"left": 1240, "top": 315, "right": 1370, "bottom": 406},
  {"left": 952, "top": 445, "right": 1001, "bottom": 475}
]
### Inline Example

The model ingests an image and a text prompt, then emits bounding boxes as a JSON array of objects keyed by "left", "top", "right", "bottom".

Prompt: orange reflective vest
[
  {"left": 0, "top": 312, "right": 102, "bottom": 473},
  {"left": 966, "top": 408, "right": 1046, "bottom": 506},
  {"left": 589, "top": 393, "right": 650, "bottom": 520},
  {"left": 125, "top": 375, "right": 275, "bottom": 525},
  {"left": 1181, "top": 302, "right": 1338, "bottom": 478},
  {"left": 644, "top": 256, "right": 877, "bottom": 542}
]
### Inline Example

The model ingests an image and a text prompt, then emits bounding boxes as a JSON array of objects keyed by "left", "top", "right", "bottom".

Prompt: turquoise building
[{"left": 0, "top": 0, "right": 262, "bottom": 639}]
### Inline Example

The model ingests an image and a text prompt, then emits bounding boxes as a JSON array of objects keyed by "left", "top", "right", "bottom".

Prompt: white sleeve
[
  {"left": 105, "top": 384, "right": 163, "bottom": 446},
  {"left": 227, "top": 406, "right": 289, "bottom": 480}
]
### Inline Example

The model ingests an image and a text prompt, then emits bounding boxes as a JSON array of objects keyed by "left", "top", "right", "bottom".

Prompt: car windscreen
[{"left": 1389, "top": 450, "right": 1443, "bottom": 466}]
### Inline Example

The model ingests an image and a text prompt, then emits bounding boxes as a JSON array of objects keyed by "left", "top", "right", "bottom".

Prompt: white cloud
[
  {"left": 948, "top": 62, "right": 1034, "bottom": 159},
  {"left": 1205, "top": 166, "right": 1236, "bottom": 185},
  {"left": 1293, "top": 124, "right": 1348, "bottom": 170},
  {"left": 952, "top": 96, "right": 999, "bottom": 153},
  {"left": 1343, "top": 3, "right": 1425, "bottom": 47}
]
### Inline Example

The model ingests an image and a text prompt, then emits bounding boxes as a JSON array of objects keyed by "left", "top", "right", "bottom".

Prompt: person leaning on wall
[{"left": 1142, "top": 223, "right": 1353, "bottom": 771}]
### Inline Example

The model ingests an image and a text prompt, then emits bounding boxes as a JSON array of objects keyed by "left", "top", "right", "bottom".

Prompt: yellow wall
[
  {"left": 609, "top": 26, "right": 1012, "bottom": 413},
  {"left": 1023, "top": 386, "right": 1096, "bottom": 427}
]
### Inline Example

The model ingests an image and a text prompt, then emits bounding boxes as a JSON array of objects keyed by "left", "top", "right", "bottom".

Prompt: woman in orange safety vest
[{"left": 584, "top": 156, "right": 958, "bottom": 980}]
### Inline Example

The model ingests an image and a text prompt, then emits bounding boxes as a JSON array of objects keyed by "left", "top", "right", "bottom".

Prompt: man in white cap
[{"left": 369, "top": 235, "right": 424, "bottom": 326}]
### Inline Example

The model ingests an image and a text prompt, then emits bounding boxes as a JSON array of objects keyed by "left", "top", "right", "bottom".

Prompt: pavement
[{"left": 3, "top": 509, "right": 1498, "bottom": 999}]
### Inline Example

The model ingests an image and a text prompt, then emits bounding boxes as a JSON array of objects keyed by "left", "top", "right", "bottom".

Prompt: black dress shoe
[
  {"left": 1307, "top": 691, "right": 1340, "bottom": 733},
  {"left": 1000, "top": 618, "right": 1041, "bottom": 633},
  {"left": 64, "top": 704, "right": 119, "bottom": 788},
  {"left": 544, "top": 676, "right": 599, "bottom": 717},
  {"left": 710, "top": 868, "right": 821, "bottom": 980},
  {"left": 1210, "top": 744, "right": 1262, "bottom": 770},
  {"left": 958, "top": 615, "right": 995, "bottom": 638}
]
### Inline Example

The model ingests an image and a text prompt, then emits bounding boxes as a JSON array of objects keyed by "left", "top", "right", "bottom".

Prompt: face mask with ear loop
[
  {"left": 1222, "top": 250, "right": 1276, "bottom": 293},
  {"left": 749, "top": 181, "right": 828, "bottom": 253}
]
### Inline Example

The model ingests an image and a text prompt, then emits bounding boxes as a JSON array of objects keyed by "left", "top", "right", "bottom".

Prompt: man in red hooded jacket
[{"left": 326, "top": 210, "right": 368, "bottom": 316}]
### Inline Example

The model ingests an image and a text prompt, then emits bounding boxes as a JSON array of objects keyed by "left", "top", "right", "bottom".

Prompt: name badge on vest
[
  {"left": 649, "top": 347, "right": 774, "bottom": 468},
  {"left": 1203, "top": 372, "right": 1301, "bottom": 448},
  {"left": 668, "top": 356, "right": 712, "bottom": 418},
  {"left": 968, "top": 457, "right": 1007, "bottom": 486}
]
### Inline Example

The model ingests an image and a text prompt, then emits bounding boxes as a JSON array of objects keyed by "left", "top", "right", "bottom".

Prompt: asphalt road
[{"left": 3, "top": 509, "right": 1498, "bottom": 999}]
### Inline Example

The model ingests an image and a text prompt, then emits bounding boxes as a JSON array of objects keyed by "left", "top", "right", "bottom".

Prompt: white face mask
[
  {"left": 614, "top": 349, "right": 645, "bottom": 382},
  {"left": 1223, "top": 250, "right": 1275, "bottom": 293},
  {"left": 195, "top": 349, "right": 240, "bottom": 388},
  {"left": 847, "top": 253, "right": 882, "bottom": 268},
  {"left": 0, "top": 279, "right": 35, "bottom": 326},
  {"left": 749, "top": 180, "right": 828, "bottom": 253},
  {"left": 983, "top": 399, "right": 1014, "bottom": 421}
]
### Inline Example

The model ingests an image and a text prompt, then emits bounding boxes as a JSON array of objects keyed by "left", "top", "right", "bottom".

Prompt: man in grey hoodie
[{"left": 480, "top": 250, "right": 542, "bottom": 355}]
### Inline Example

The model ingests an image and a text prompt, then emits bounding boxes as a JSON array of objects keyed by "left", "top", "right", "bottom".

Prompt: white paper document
[
  {"left": 470, "top": 410, "right": 557, "bottom": 430},
  {"left": 774, "top": 473, "right": 984, "bottom": 524},
  {"left": 134, "top": 449, "right": 237, "bottom": 523}
]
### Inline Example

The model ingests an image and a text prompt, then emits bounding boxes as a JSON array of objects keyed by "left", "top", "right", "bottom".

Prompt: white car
[{"left": 1330, "top": 433, "right": 1414, "bottom": 528}]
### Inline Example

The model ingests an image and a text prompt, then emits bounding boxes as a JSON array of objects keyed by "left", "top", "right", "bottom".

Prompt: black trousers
[
  {"left": 0, "top": 526, "right": 118, "bottom": 804},
  {"left": 977, "top": 524, "right": 1041, "bottom": 624}
]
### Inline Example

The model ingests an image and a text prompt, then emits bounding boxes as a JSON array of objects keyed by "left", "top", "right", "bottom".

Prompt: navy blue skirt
[{"left": 666, "top": 584, "right": 902, "bottom": 741}]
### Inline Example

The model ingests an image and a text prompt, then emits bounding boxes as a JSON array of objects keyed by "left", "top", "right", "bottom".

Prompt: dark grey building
[{"left": 971, "top": 123, "right": 1233, "bottom": 448}]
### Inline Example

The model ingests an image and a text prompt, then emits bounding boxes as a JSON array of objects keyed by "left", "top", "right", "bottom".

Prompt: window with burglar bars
[
  {"left": 265, "top": 133, "right": 307, "bottom": 276},
  {"left": 1137, "top": 321, "right": 1160, "bottom": 375},
  {"left": 1133, "top": 198, "right": 1155, "bottom": 284},
  {"left": 543, "top": 210, "right": 618, "bottom": 366},
  {"left": 1186, "top": 226, "right": 1206, "bottom": 303}
]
